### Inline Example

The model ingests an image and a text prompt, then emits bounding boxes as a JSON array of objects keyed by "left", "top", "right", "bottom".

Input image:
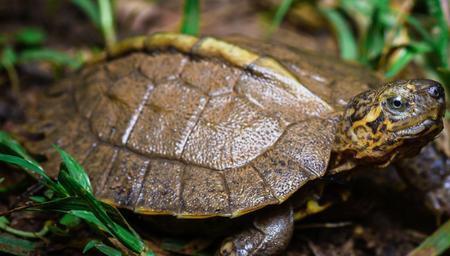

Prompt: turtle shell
[{"left": 28, "top": 33, "right": 381, "bottom": 218}]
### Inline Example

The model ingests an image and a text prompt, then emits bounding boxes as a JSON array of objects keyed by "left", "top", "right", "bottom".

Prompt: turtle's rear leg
[{"left": 217, "top": 203, "right": 294, "bottom": 256}]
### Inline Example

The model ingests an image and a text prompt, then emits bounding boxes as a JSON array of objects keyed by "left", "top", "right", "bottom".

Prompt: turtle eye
[{"left": 386, "top": 96, "right": 408, "bottom": 112}]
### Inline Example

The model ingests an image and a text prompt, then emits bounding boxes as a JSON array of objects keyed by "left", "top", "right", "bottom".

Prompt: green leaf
[
  {"left": 15, "top": 27, "right": 46, "bottom": 46},
  {"left": 17, "top": 49, "right": 83, "bottom": 69},
  {"left": 71, "top": 0, "right": 101, "bottom": 27},
  {"left": 180, "top": 0, "right": 200, "bottom": 36},
  {"left": 269, "top": 0, "right": 295, "bottom": 35},
  {"left": 0, "top": 232, "right": 38, "bottom": 256},
  {"left": 59, "top": 213, "right": 81, "bottom": 228},
  {"left": 55, "top": 146, "right": 92, "bottom": 193},
  {"left": 409, "top": 219, "right": 450, "bottom": 256},
  {"left": 83, "top": 240, "right": 122, "bottom": 256},
  {"left": 319, "top": 7, "right": 358, "bottom": 60}
]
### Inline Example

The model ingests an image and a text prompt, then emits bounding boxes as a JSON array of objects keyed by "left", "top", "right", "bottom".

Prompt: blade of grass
[
  {"left": 268, "top": 0, "right": 295, "bottom": 36},
  {"left": 319, "top": 7, "right": 358, "bottom": 60},
  {"left": 408, "top": 219, "right": 450, "bottom": 256},
  {"left": 426, "top": 0, "right": 449, "bottom": 68},
  {"left": 0, "top": 134, "right": 153, "bottom": 255},
  {"left": 83, "top": 240, "right": 122, "bottom": 256},
  {"left": 71, "top": 0, "right": 101, "bottom": 27},
  {"left": 0, "top": 154, "right": 66, "bottom": 196},
  {"left": 181, "top": 0, "right": 200, "bottom": 36},
  {"left": 0, "top": 232, "right": 39, "bottom": 256},
  {"left": 17, "top": 49, "right": 83, "bottom": 69},
  {"left": 98, "top": 0, "right": 117, "bottom": 49},
  {"left": 385, "top": 42, "right": 432, "bottom": 78},
  {"left": 54, "top": 146, "right": 92, "bottom": 193},
  {"left": 15, "top": 28, "right": 46, "bottom": 46},
  {"left": 0, "top": 46, "right": 20, "bottom": 92}
]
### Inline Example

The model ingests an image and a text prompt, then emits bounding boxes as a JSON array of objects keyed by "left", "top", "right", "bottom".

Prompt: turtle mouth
[{"left": 394, "top": 118, "right": 442, "bottom": 138}]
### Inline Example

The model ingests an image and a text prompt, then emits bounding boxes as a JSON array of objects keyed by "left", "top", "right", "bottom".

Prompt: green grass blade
[
  {"left": 406, "top": 16, "right": 435, "bottom": 47},
  {"left": 180, "top": 0, "right": 200, "bottom": 36},
  {"left": 83, "top": 240, "right": 122, "bottom": 256},
  {"left": 269, "top": 0, "right": 295, "bottom": 35},
  {"left": 408, "top": 219, "right": 450, "bottom": 256},
  {"left": 98, "top": 0, "right": 117, "bottom": 49},
  {"left": 426, "top": 0, "right": 449, "bottom": 68},
  {"left": 14, "top": 27, "right": 46, "bottom": 46},
  {"left": 385, "top": 42, "right": 432, "bottom": 78},
  {"left": 319, "top": 7, "right": 358, "bottom": 60},
  {"left": 0, "top": 154, "right": 66, "bottom": 196},
  {"left": 17, "top": 49, "right": 83, "bottom": 69},
  {"left": 0, "top": 46, "right": 17, "bottom": 68},
  {"left": 57, "top": 169, "right": 146, "bottom": 253},
  {"left": 71, "top": 0, "right": 101, "bottom": 27},
  {"left": 55, "top": 147, "right": 92, "bottom": 193},
  {"left": 0, "top": 232, "right": 38, "bottom": 256}
]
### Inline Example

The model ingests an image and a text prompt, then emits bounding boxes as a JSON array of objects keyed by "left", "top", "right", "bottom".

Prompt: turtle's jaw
[{"left": 393, "top": 117, "right": 443, "bottom": 139}]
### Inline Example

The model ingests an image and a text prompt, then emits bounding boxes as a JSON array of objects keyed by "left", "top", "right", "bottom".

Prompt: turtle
[{"left": 22, "top": 32, "right": 445, "bottom": 255}]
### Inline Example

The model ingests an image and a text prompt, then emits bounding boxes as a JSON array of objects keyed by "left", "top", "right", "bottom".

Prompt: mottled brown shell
[{"left": 28, "top": 33, "right": 380, "bottom": 218}]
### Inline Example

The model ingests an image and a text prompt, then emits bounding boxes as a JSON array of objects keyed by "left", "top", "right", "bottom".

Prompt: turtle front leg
[{"left": 217, "top": 204, "right": 294, "bottom": 256}]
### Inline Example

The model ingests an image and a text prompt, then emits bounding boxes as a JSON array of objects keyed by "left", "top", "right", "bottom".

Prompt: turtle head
[{"left": 334, "top": 79, "right": 445, "bottom": 168}]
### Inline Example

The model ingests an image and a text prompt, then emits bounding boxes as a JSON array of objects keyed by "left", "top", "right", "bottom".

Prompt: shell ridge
[
  {"left": 178, "top": 96, "right": 211, "bottom": 157},
  {"left": 121, "top": 82, "right": 155, "bottom": 145}
]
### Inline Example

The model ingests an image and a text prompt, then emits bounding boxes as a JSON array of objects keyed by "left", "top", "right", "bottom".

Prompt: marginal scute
[
  {"left": 145, "top": 32, "right": 198, "bottom": 53},
  {"left": 180, "top": 166, "right": 230, "bottom": 217},
  {"left": 135, "top": 159, "right": 183, "bottom": 214},
  {"left": 83, "top": 144, "right": 118, "bottom": 194},
  {"left": 225, "top": 166, "right": 278, "bottom": 216},
  {"left": 193, "top": 37, "right": 259, "bottom": 67},
  {"left": 97, "top": 149, "right": 150, "bottom": 207}
]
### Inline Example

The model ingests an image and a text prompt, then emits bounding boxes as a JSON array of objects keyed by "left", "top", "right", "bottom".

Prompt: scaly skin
[{"left": 332, "top": 79, "right": 445, "bottom": 171}]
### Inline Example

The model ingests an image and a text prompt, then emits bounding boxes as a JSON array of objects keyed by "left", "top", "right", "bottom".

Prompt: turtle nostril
[{"left": 427, "top": 85, "right": 444, "bottom": 99}]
